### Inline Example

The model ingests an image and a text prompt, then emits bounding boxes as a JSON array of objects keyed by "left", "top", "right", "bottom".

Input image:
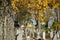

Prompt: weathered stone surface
[
  {"left": 0, "top": 0, "right": 15, "bottom": 40},
  {"left": 0, "top": 15, "right": 15, "bottom": 40}
]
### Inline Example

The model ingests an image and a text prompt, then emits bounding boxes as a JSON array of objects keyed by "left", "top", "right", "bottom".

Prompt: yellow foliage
[
  {"left": 12, "top": 0, "right": 19, "bottom": 2},
  {"left": 38, "top": 17, "right": 45, "bottom": 22},
  {"left": 26, "top": 23, "right": 32, "bottom": 28},
  {"left": 36, "top": 4, "right": 39, "bottom": 8},
  {"left": 11, "top": 0, "right": 20, "bottom": 14},
  {"left": 11, "top": 0, "right": 60, "bottom": 15},
  {"left": 13, "top": 11, "right": 16, "bottom": 14},
  {"left": 11, "top": 3, "right": 15, "bottom": 9},
  {"left": 53, "top": 22, "right": 60, "bottom": 28},
  {"left": 38, "top": 10, "right": 44, "bottom": 14},
  {"left": 43, "top": 0, "right": 48, "bottom": 7},
  {"left": 53, "top": 3, "right": 59, "bottom": 9}
]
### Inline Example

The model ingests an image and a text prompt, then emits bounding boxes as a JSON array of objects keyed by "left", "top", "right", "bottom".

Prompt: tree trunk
[{"left": 0, "top": 0, "right": 15, "bottom": 40}]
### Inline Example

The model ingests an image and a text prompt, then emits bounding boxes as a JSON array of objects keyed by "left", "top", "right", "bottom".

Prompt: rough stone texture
[
  {"left": 0, "top": 0, "right": 15, "bottom": 40},
  {"left": 0, "top": 18, "right": 3, "bottom": 40},
  {"left": 0, "top": 15, "right": 15, "bottom": 40}
]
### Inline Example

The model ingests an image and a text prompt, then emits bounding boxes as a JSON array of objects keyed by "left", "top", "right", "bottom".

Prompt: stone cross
[
  {"left": 48, "top": 17, "right": 54, "bottom": 28},
  {"left": 43, "top": 31, "right": 46, "bottom": 40},
  {"left": 50, "top": 31, "right": 53, "bottom": 39},
  {"left": 36, "top": 32, "right": 41, "bottom": 40},
  {"left": 31, "top": 19, "right": 37, "bottom": 26},
  {"left": 26, "top": 36, "right": 30, "bottom": 40},
  {"left": 17, "top": 29, "right": 24, "bottom": 40},
  {"left": 53, "top": 33, "right": 58, "bottom": 40}
]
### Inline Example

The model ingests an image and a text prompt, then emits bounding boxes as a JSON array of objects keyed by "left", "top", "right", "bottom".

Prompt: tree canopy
[{"left": 10, "top": 0, "right": 60, "bottom": 23}]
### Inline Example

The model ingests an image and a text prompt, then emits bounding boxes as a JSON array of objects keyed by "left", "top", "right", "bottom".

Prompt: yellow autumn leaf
[
  {"left": 43, "top": 0, "right": 48, "bottom": 7},
  {"left": 38, "top": 10, "right": 43, "bottom": 14},
  {"left": 38, "top": 17, "right": 45, "bottom": 22},
  {"left": 53, "top": 22, "right": 60, "bottom": 28},
  {"left": 13, "top": 11, "right": 16, "bottom": 14},
  {"left": 53, "top": 3, "right": 59, "bottom": 8}
]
